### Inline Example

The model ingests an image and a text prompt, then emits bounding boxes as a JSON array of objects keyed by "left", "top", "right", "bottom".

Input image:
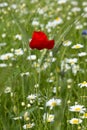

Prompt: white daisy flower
[
  {"left": 72, "top": 44, "right": 84, "bottom": 49},
  {"left": 27, "top": 55, "right": 36, "bottom": 60},
  {"left": 76, "top": 24, "right": 83, "bottom": 30},
  {"left": 71, "top": 7, "right": 81, "bottom": 12},
  {"left": 4, "top": 87, "right": 11, "bottom": 93},
  {"left": 52, "top": 17, "right": 63, "bottom": 27},
  {"left": 78, "top": 52, "right": 87, "bottom": 57},
  {"left": 63, "top": 40, "right": 72, "bottom": 46},
  {"left": 81, "top": 113, "right": 87, "bottom": 119},
  {"left": 0, "top": 2, "right": 8, "bottom": 7},
  {"left": 84, "top": 7, "right": 87, "bottom": 12},
  {"left": 0, "top": 42, "right": 6, "bottom": 47},
  {"left": 20, "top": 72, "right": 30, "bottom": 77},
  {"left": 11, "top": 4, "right": 17, "bottom": 9},
  {"left": 71, "top": 1, "right": 78, "bottom": 6},
  {"left": 32, "top": 20, "right": 39, "bottom": 26},
  {"left": 1, "top": 33, "right": 6, "bottom": 38},
  {"left": 65, "top": 58, "right": 78, "bottom": 65},
  {"left": 46, "top": 98, "right": 61, "bottom": 109},
  {"left": 69, "top": 104, "right": 86, "bottom": 113},
  {"left": 0, "top": 63, "right": 7, "bottom": 67},
  {"left": 71, "top": 64, "right": 79, "bottom": 75},
  {"left": 46, "top": 17, "right": 62, "bottom": 29},
  {"left": 82, "top": 2, "right": 87, "bottom": 6},
  {"left": 78, "top": 81, "right": 87, "bottom": 88},
  {"left": 23, "top": 123, "right": 35, "bottom": 129},
  {"left": 27, "top": 94, "right": 37, "bottom": 100},
  {"left": 53, "top": 87, "right": 56, "bottom": 93},
  {"left": 15, "top": 34, "right": 22, "bottom": 40},
  {"left": 69, "top": 118, "right": 82, "bottom": 124},
  {"left": 37, "top": 8, "right": 44, "bottom": 15},
  {"left": 14, "top": 48, "right": 24, "bottom": 56},
  {"left": 0, "top": 53, "right": 14, "bottom": 60},
  {"left": 13, "top": 116, "right": 22, "bottom": 120},
  {"left": 57, "top": 0, "right": 67, "bottom": 4},
  {"left": 43, "top": 113, "right": 54, "bottom": 122}
]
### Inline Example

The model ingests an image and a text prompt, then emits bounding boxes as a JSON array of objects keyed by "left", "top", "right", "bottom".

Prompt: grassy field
[{"left": 0, "top": 0, "right": 87, "bottom": 130}]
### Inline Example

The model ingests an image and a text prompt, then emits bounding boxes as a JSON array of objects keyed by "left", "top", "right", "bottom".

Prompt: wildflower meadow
[{"left": 0, "top": 0, "right": 87, "bottom": 130}]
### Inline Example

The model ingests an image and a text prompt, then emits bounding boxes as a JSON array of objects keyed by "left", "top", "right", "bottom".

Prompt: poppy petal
[
  {"left": 46, "top": 40, "right": 55, "bottom": 49},
  {"left": 29, "top": 31, "right": 55, "bottom": 50}
]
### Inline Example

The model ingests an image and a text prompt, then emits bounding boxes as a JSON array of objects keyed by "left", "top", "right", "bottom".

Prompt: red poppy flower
[{"left": 29, "top": 31, "right": 55, "bottom": 50}]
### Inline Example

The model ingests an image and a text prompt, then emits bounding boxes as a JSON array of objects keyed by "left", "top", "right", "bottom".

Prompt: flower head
[
  {"left": 78, "top": 81, "right": 87, "bottom": 88},
  {"left": 63, "top": 40, "right": 72, "bottom": 46},
  {"left": 29, "top": 31, "right": 54, "bottom": 50},
  {"left": 69, "top": 104, "right": 86, "bottom": 113},
  {"left": 4, "top": 87, "right": 11, "bottom": 93},
  {"left": 82, "top": 30, "right": 87, "bottom": 35},
  {"left": 27, "top": 94, "right": 37, "bottom": 100},
  {"left": 69, "top": 118, "right": 82, "bottom": 124},
  {"left": 43, "top": 113, "right": 54, "bottom": 122},
  {"left": 72, "top": 44, "right": 84, "bottom": 49},
  {"left": 46, "top": 98, "right": 61, "bottom": 109},
  {"left": 27, "top": 94, "right": 37, "bottom": 104},
  {"left": 78, "top": 52, "right": 87, "bottom": 57},
  {"left": 23, "top": 123, "right": 35, "bottom": 129},
  {"left": 65, "top": 58, "right": 78, "bottom": 65},
  {"left": 81, "top": 113, "right": 87, "bottom": 119},
  {"left": 14, "top": 48, "right": 24, "bottom": 56},
  {"left": 27, "top": 55, "right": 36, "bottom": 60},
  {"left": 0, "top": 63, "right": 7, "bottom": 67},
  {"left": 0, "top": 53, "right": 14, "bottom": 60},
  {"left": 58, "top": 0, "right": 67, "bottom": 4}
]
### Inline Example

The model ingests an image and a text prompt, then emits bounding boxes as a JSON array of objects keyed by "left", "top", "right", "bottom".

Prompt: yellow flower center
[
  {"left": 72, "top": 119, "right": 79, "bottom": 124},
  {"left": 70, "top": 61, "right": 74, "bottom": 64},
  {"left": 74, "top": 45, "right": 80, "bottom": 48},
  {"left": 82, "top": 81, "right": 87, "bottom": 85},
  {"left": 16, "top": 50, "right": 21, "bottom": 53},
  {"left": 47, "top": 115, "right": 54, "bottom": 122},
  {"left": 26, "top": 123, "right": 32, "bottom": 128},
  {"left": 83, "top": 113, "right": 87, "bottom": 117},
  {"left": 51, "top": 101, "right": 57, "bottom": 107},
  {"left": 55, "top": 17, "right": 60, "bottom": 21},
  {"left": 64, "top": 41, "right": 68, "bottom": 44},
  {"left": 5, "top": 55, "right": 9, "bottom": 60},
  {"left": 75, "top": 107, "right": 81, "bottom": 111}
]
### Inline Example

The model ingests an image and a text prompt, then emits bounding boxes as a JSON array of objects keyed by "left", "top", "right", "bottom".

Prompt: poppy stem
[{"left": 39, "top": 49, "right": 48, "bottom": 67}]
